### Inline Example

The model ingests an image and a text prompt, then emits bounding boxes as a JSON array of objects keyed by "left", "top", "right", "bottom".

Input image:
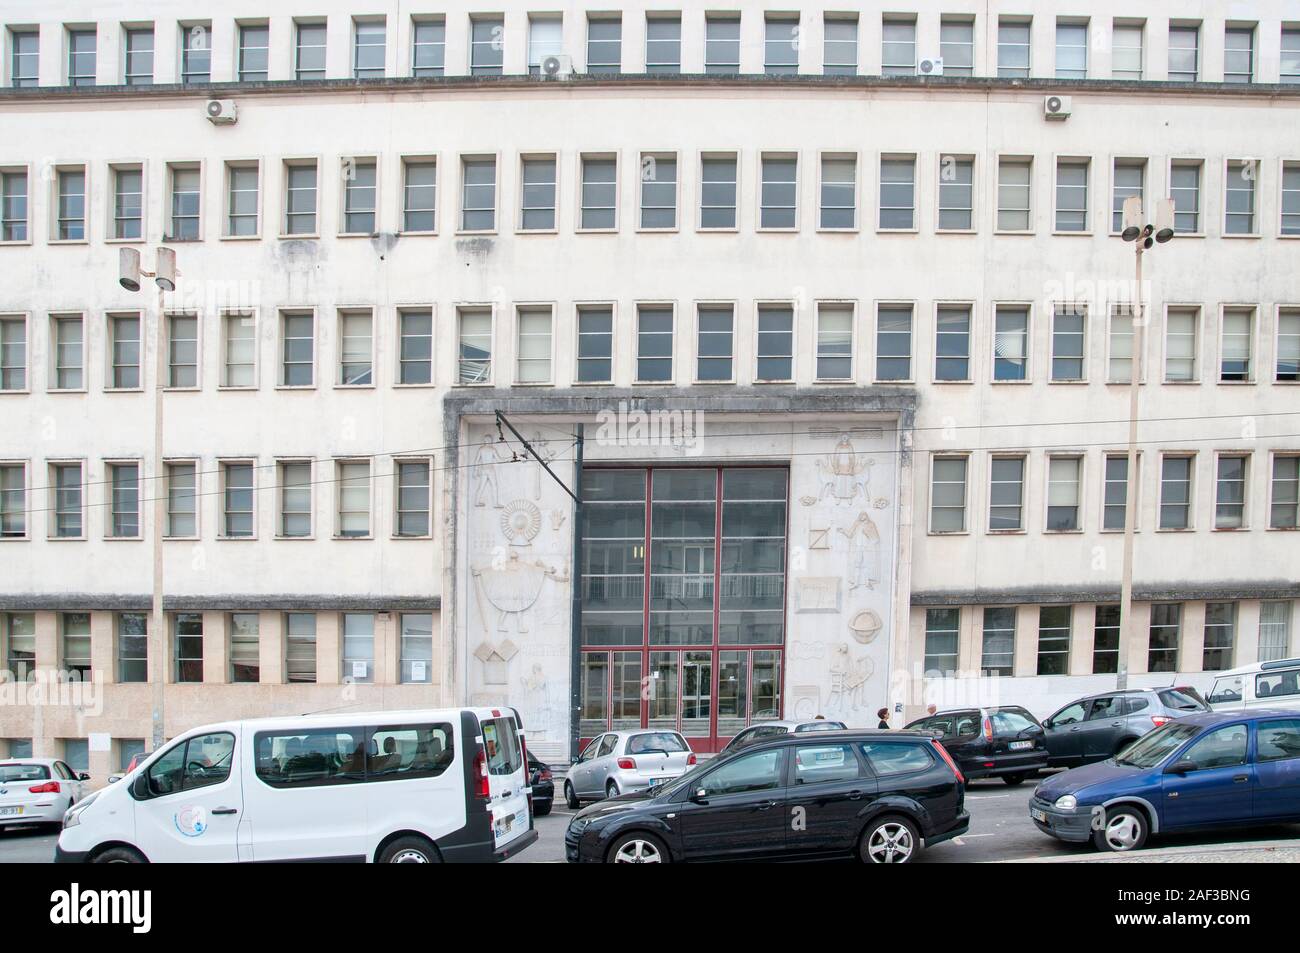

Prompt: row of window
[
  {"left": 3, "top": 300, "right": 1297, "bottom": 394},
  {"left": 7, "top": 13, "right": 1300, "bottom": 87},
  {"left": 4, "top": 151, "right": 1298, "bottom": 244},
  {"left": 926, "top": 449, "right": 1300, "bottom": 535},
  {"left": 0, "top": 456, "right": 433, "bottom": 542},
  {"left": 0, "top": 738, "right": 137, "bottom": 774},
  {"left": 922, "top": 599, "right": 1296, "bottom": 677},
  {"left": 0, "top": 609, "right": 435, "bottom": 686}
]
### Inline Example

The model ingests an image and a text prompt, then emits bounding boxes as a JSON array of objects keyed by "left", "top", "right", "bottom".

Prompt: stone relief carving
[
  {"left": 838, "top": 511, "right": 882, "bottom": 591},
  {"left": 793, "top": 577, "right": 842, "bottom": 613},
  {"left": 472, "top": 436, "right": 509, "bottom": 508}
]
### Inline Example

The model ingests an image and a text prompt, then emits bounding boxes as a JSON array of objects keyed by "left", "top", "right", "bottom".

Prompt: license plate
[
  {"left": 495, "top": 814, "right": 514, "bottom": 836},
  {"left": 1030, "top": 808, "right": 1047, "bottom": 823},
  {"left": 1009, "top": 740, "right": 1034, "bottom": 751},
  {"left": 0, "top": 806, "right": 22, "bottom": 816},
  {"left": 648, "top": 777, "right": 668, "bottom": 787}
]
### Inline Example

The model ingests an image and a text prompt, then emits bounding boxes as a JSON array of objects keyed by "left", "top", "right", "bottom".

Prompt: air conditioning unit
[
  {"left": 206, "top": 99, "right": 237, "bottom": 125},
  {"left": 1044, "top": 94, "right": 1072, "bottom": 120},
  {"left": 540, "top": 54, "right": 575, "bottom": 79},
  {"left": 917, "top": 57, "right": 944, "bottom": 76}
]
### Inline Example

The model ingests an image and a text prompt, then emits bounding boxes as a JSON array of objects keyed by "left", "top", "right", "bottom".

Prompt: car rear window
[
  {"left": 481, "top": 717, "right": 523, "bottom": 776},
  {"left": 795, "top": 721, "right": 847, "bottom": 732},
  {"left": 0, "top": 763, "right": 50, "bottom": 782},
  {"left": 989, "top": 709, "right": 1039, "bottom": 733},
  {"left": 859, "top": 742, "right": 935, "bottom": 776},
  {"left": 627, "top": 732, "right": 688, "bottom": 754},
  {"left": 1158, "top": 688, "right": 1211, "bottom": 710}
]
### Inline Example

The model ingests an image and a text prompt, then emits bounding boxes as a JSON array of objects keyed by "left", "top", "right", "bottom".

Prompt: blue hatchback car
[{"left": 1030, "top": 709, "right": 1300, "bottom": 852}]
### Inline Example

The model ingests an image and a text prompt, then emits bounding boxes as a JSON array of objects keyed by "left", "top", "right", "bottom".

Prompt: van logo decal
[{"left": 174, "top": 805, "right": 208, "bottom": 837}]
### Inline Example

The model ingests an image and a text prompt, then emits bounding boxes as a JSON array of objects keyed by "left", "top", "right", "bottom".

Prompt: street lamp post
[{"left": 1115, "top": 196, "right": 1175, "bottom": 690}]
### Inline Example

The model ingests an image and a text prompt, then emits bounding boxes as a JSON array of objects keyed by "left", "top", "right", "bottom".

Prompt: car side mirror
[
  {"left": 78, "top": 773, "right": 91, "bottom": 781},
  {"left": 1166, "top": 759, "right": 1198, "bottom": 775},
  {"left": 131, "top": 772, "right": 151, "bottom": 800},
  {"left": 107, "top": 774, "right": 122, "bottom": 785}
]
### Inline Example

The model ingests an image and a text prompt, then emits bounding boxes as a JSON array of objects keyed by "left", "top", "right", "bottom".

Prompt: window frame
[
  {"left": 817, "top": 152, "right": 858, "bottom": 232},
  {"left": 518, "top": 153, "right": 558, "bottom": 234},
  {"left": 456, "top": 305, "right": 494, "bottom": 386},
  {"left": 698, "top": 152, "right": 739, "bottom": 232},
  {"left": 281, "top": 157, "right": 320, "bottom": 238},
  {"left": 48, "top": 460, "right": 86, "bottom": 540},
  {"left": 758, "top": 152, "right": 799, "bottom": 232},
  {"left": 219, "top": 459, "right": 257, "bottom": 540},
  {"left": 1162, "top": 304, "right": 1201, "bottom": 383},
  {"left": 393, "top": 458, "right": 432, "bottom": 539},
  {"left": 637, "top": 151, "right": 679, "bottom": 232},
  {"left": 1053, "top": 155, "right": 1092, "bottom": 235},
  {"left": 458, "top": 154, "right": 499, "bottom": 234},
  {"left": 0, "top": 165, "right": 31, "bottom": 245},
  {"left": 1044, "top": 454, "right": 1085, "bottom": 533},
  {"left": 276, "top": 458, "right": 314, "bottom": 539},
  {"left": 395, "top": 305, "right": 434, "bottom": 387},
  {"left": 219, "top": 310, "right": 258, "bottom": 390},
  {"left": 334, "top": 458, "right": 373, "bottom": 540},
  {"left": 1218, "top": 304, "right": 1257, "bottom": 383},
  {"left": 339, "top": 156, "right": 379, "bottom": 237},
  {"left": 278, "top": 308, "right": 316, "bottom": 389},
  {"left": 223, "top": 159, "right": 261, "bottom": 240},
  {"left": 694, "top": 300, "right": 736, "bottom": 384},
  {"left": 929, "top": 453, "right": 970, "bottom": 535},
  {"left": 574, "top": 302, "right": 615, "bottom": 385},
  {"left": 514, "top": 302, "right": 555, "bottom": 385},
  {"left": 1157, "top": 452, "right": 1197, "bottom": 532},
  {"left": 1268, "top": 452, "right": 1300, "bottom": 531},
  {"left": 164, "top": 459, "right": 199, "bottom": 539},
  {"left": 336, "top": 306, "right": 375, "bottom": 388},
  {"left": 988, "top": 453, "right": 1028, "bottom": 533},
  {"left": 1212, "top": 451, "right": 1250, "bottom": 531},
  {"left": 399, "top": 155, "right": 438, "bottom": 235},
  {"left": 933, "top": 301, "right": 973, "bottom": 383},
  {"left": 634, "top": 302, "right": 676, "bottom": 385},
  {"left": 878, "top": 153, "right": 917, "bottom": 232},
  {"left": 1223, "top": 158, "right": 1260, "bottom": 238},
  {"left": 814, "top": 301, "right": 856, "bottom": 382},
  {"left": 105, "top": 458, "right": 142, "bottom": 540},
  {"left": 991, "top": 302, "right": 1033, "bottom": 383},
  {"left": 0, "top": 459, "right": 29, "bottom": 541},
  {"left": 105, "top": 311, "right": 143, "bottom": 391}
]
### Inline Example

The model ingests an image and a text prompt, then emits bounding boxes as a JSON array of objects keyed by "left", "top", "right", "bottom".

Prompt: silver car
[
  {"left": 564, "top": 730, "right": 695, "bottom": 807},
  {"left": 719, "top": 719, "right": 848, "bottom": 755}
]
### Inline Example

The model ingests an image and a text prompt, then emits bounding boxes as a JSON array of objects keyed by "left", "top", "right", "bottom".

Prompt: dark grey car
[{"left": 1041, "top": 687, "right": 1210, "bottom": 768}]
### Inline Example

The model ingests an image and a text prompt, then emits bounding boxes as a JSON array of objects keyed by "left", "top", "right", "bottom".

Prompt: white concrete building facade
[{"left": 1, "top": 0, "right": 1298, "bottom": 773}]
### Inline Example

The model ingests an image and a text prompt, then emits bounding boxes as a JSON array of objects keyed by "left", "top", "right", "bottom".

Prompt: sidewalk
[{"left": 1010, "top": 839, "right": 1300, "bottom": 863}]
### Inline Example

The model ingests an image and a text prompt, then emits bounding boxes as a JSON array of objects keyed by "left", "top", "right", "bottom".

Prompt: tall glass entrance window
[{"left": 579, "top": 467, "right": 787, "bottom": 751}]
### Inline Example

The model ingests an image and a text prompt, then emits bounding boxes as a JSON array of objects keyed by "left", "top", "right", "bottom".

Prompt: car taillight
[
  {"left": 539, "top": 769, "right": 552, "bottom": 782},
  {"left": 473, "top": 748, "right": 490, "bottom": 799},
  {"left": 687, "top": 753, "right": 697, "bottom": 766},
  {"left": 1151, "top": 715, "right": 1171, "bottom": 727},
  {"left": 931, "top": 741, "right": 965, "bottom": 785},
  {"left": 29, "top": 781, "right": 60, "bottom": 794},
  {"left": 617, "top": 757, "right": 636, "bottom": 770},
  {"left": 982, "top": 717, "right": 994, "bottom": 743}
]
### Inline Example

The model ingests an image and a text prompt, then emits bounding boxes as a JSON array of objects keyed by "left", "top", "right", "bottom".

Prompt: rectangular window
[
  {"left": 68, "top": 28, "right": 96, "bottom": 86},
  {"left": 527, "top": 16, "right": 562, "bottom": 75},
  {"left": 1271, "top": 456, "right": 1300, "bottom": 529},
  {"left": 1112, "top": 22, "right": 1144, "bottom": 78},
  {"left": 10, "top": 30, "right": 38, "bottom": 87},
  {"left": 62, "top": 612, "right": 91, "bottom": 677},
  {"left": 989, "top": 456, "right": 1025, "bottom": 530},
  {"left": 229, "top": 613, "right": 260, "bottom": 682},
  {"left": 457, "top": 307, "right": 492, "bottom": 384},
  {"left": 226, "top": 164, "right": 258, "bottom": 236},
  {"left": 109, "top": 314, "right": 140, "bottom": 389},
  {"left": 342, "top": 158, "right": 376, "bottom": 234},
  {"left": 395, "top": 460, "right": 430, "bottom": 537},
  {"left": 1055, "top": 159, "right": 1089, "bottom": 231},
  {"left": 696, "top": 304, "right": 734, "bottom": 381},
  {"left": 1, "top": 170, "right": 27, "bottom": 241},
  {"left": 645, "top": 16, "right": 681, "bottom": 74},
  {"left": 0, "top": 316, "right": 24, "bottom": 389},
  {"left": 166, "top": 462, "right": 196, "bottom": 537},
  {"left": 998, "top": 19, "right": 1031, "bottom": 78},
  {"left": 400, "top": 613, "right": 434, "bottom": 683},
  {"left": 1112, "top": 159, "right": 1145, "bottom": 233},
  {"left": 1169, "top": 161, "right": 1201, "bottom": 233},
  {"left": 63, "top": 739, "right": 89, "bottom": 772},
  {"left": 167, "top": 314, "right": 198, "bottom": 387},
  {"left": 222, "top": 462, "right": 254, "bottom": 537},
  {"left": 279, "top": 460, "right": 311, "bottom": 537},
  {"left": 1282, "top": 163, "right": 1300, "bottom": 237},
  {"left": 411, "top": 18, "right": 445, "bottom": 77},
  {"left": 882, "top": 18, "right": 916, "bottom": 75},
  {"left": 52, "top": 314, "right": 84, "bottom": 389},
  {"left": 1223, "top": 26, "right": 1254, "bottom": 83},
  {"left": 1220, "top": 307, "right": 1254, "bottom": 381},
  {"left": 1159, "top": 455, "right": 1193, "bottom": 529},
  {"left": 1038, "top": 606, "right": 1072, "bottom": 675},
  {"left": 516, "top": 306, "right": 552, "bottom": 383},
  {"left": 1225, "top": 160, "right": 1256, "bottom": 234},
  {"left": 281, "top": 311, "right": 314, "bottom": 386},
  {"left": 924, "top": 608, "right": 960, "bottom": 675},
  {"left": 520, "top": 157, "right": 556, "bottom": 231},
  {"left": 353, "top": 19, "right": 385, "bottom": 79},
  {"left": 108, "top": 462, "right": 139, "bottom": 537},
  {"left": 819, "top": 156, "right": 856, "bottom": 229},
  {"left": 470, "top": 16, "right": 503, "bottom": 76},
  {"left": 764, "top": 15, "right": 799, "bottom": 75},
  {"left": 284, "top": 161, "right": 318, "bottom": 234},
  {"left": 875, "top": 304, "right": 913, "bottom": 381},
  {"left": 342, "top": 613, "right": 374, "bottom": 683},
  {"left": 579, "top": 156, "right": 616, "bottom": 230},
  {"left": 705, "top": 15, "right": 740, "bottom": 74},
  {"left": 174, "top": 612, "right": 203, "bottom": 682},
  {"left": 1055, "top": 20, "right": 1088, "bottom": 78},
  {"left": 1051, "top": 304, "right": 1086, "bottom": 381},
  {"left": 1108, "top": 303, "right": 1138, "bottom": 381},
  {"left": 285, "top": 613, "right": 316, "bottom": 682},
  {"left": 118, "top": 740, "right": 146, "bottom": 772},
  {"left": 1283, "top": 28, "right": 1300, "bottom": 84},
  {"left": 220, "top": 312, "right": 255, "bottom": 387},
  {"left": 117, "top": 613, "right": 147, "bottom": 682},
  {"left": 337, "top": 461, "right": 370, "bottom": 537},
  {"left": 1259, "top": 602, "right": 1293, "bottom": 662},
  {"left": 461, "top": 157, "right": 495, "bottom": 231},
  {"left": 1165, "top": 307, "right": 1198, "bottom": 381},
  {"left": 700, "top": 155, "right": 737, "bottom": 229},
  {"left": 1279, "top": 309, "right": 1300, "bottom": 381},
  {"left": 169, "top": 166, "right": 200, "bottom": 240},
  {"left": 0, "top": 464, "right": 25, "bottom": 538},
  {"left": 577, "top": 306, "right": 613, "bottom": 383},
  {"left": 935, "top": 304, "right": 971, "bottom": 381},
  {"left": 823, "top": 17, "right": 858, "bottom": 76},
  {"left": 1047, "top": 457, "right": 1082, "bottom": 531},
  {"left": 338, "top": 309, "right": 373, "bottom": 385},
  {"left": 879, "top": 157, "right": 915, "bottom": 229},
  {"left": 938, "top": 156, "right": 973, "bottom": 230},
  {"left": 57, "top": 169, "right": 86, "bottom": 240},
  {"left": 238, "top": 23, "right": 269, "bottom": 81},
  {"left": 981, "top": 608, "right": 1016, "bottom": 677},
  {"left": 1148, "top": 603, "right": 1181, "bottom": 672},
  {"left": 760, "top": 156, "right": 797, "bottom": 229},
  {"left": 295, "top": 22, "right": 327, "bottom": 79},
  {"left": 756, "top": 305, "right": 794, "bottom": 381},
  {"left": 124, "top": 28, "right": 153, "bottom": 85},
  {"left": 1093, "top": 604, "right": 1121, "bottom": 674},
  {"left": 1103, "top": 454, "right": 1130, "bottom": 530},
  {"left": 180, "top": 23, "right": 211, "bottom": 83},
  {"left": 586, "top": 17, "right": 621, "bottom": 74},
  {"left": 993, "top": 305, "right": 1029, "bottom": 381},
  {"left": 931, "top": 456, "right": 968, "bottom": 532},
  {"left": 816, "top": 304, "right": 853, "bottom": 380},
  {"left": 639, "top": 155, "right": 676, "bottom": 229},
  {"left": 401, "top": 159, "right": 436, "bottom": 232},
  {"left": 5, "top": 612, "right": 36, "bottom": 681},
  {"left": 636, "top": 305, "right": 673, "bottom": 382},
  {"left": 940, "top": 17, "right": 974, "bottom": 76},
  {"left": 1168, "top": 25, "right": 1199, "bottom": 81},
  {"left": 1215, "top": 454, "right": 1248, "bottom": 529},
  {"left": 398, "top": 308, "right": 432, "bottom": 385}
]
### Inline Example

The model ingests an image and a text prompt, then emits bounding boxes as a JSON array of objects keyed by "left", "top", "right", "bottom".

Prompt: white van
[
  {"left": 55, "top": 707, "right": 536, "bottom": 863},
  {"left": 1207, "top": 658, "right": 1300, "bottom": 713}
]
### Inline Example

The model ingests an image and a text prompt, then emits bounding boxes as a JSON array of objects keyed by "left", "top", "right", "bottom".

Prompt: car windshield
[
  {"left": 0, "top": 763, "right": 50, "bottom": 782},
  {"left": 1114, "top": 722, "right": 1200, "bottom": 767},
  {"left": 626, "top": 732, "right": 688, "bottom": 755}
]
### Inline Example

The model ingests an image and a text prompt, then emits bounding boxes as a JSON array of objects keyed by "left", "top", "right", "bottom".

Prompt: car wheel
[
  {"left": 1002, "top": 773, "right": 1028, "bottom": 786},
  {"left": 608, "top": 832, "right": 669, "bottom": 864},
  {"left": 606, "top": 780, "right": 620, "bottom": 799},
  {"left": 860, "top": 815, "right": 920, "bottom": 864},
  {"left": 1092, "top": 805, "right": 1149, "bottom": 853},
  {"left": 564, "top": 780, "right": 580, "bottom": 810},
  {"left": 534, "top": 799, "right": 552, "bottom": 817},
  {"left": 377, "top": 835, "right": 440, "bottom": 863},
  {"left": 92, "top": 846, "right": 147, "bottom": 864}
]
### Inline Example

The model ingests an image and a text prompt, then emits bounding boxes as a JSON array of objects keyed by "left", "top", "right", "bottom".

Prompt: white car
[
  {"left": 0, "top": 759, "right": 88, "bottom": 830},
  {"left": 1208, "top": 657, "right": 1300, "bottom": 712}
]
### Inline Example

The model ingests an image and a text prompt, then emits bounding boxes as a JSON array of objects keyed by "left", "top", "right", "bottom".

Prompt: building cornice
[
  {"left": 0, "top": 594, "right": 441, "bottom": 612},
  {"left": 911, "top": 582, "right": 1300, "bottom": 606}
]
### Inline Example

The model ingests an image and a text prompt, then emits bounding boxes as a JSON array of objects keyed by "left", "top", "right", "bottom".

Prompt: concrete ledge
[
  {"left": 0, "top": 594, "right": 441, "bottom": 612},
  {"left": 912, "top": 581, "right": 1300, "bottom": 606}
]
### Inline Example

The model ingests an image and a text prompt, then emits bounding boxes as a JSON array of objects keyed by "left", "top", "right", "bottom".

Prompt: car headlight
[
  {"left": 1053, "top": 794, "right": 1078, "bottom": 811},
  {"left": 568, "top": 816, "right": 590, "bottom": 836},
  {"left": 62, "top": 793, "right": 98, "bottom": 829}
]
